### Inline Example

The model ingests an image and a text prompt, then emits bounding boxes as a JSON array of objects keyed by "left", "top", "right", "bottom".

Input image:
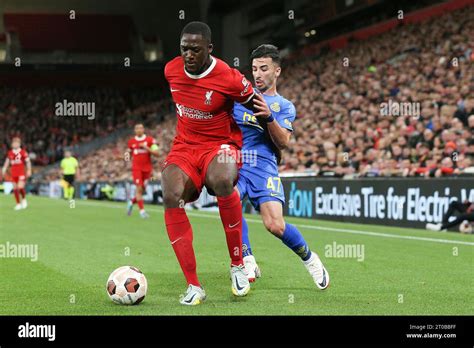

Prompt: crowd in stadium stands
[
  {"left": 0, "top": 87, "right": 172, "bottom": 166},
  {"left": 278, "top": 6, "right": 474, "bottom": 177},
  {"left": 6, "top": 6, "right": 474, "bottom": 182}
]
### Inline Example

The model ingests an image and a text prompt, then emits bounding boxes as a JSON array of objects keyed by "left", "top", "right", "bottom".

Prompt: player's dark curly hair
[
  {"left": 181, "top": 21, "right": 212, "bottom": 42},
  {"left": 250, "top": 44, "right": 281, "bottom": 65}
]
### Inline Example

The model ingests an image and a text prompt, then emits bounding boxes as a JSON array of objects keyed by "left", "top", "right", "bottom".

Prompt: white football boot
[
  {"left": 426, "top": 223, "right": 446, "bottom": 232},
  {"left": 231, "top": 265, "right": 250, "bottom": 296},
  {"left": 21, "top": 199, "right": 27, "bottom": 209},
  {"left": 139, "top": 210, "right": 150, "bottom": 219},
  {"left": 303, "top": 253, "right": 330, "bottom": 290},
  {"left": 180, "top": 284, "right": 206, "bottom": 306},
  {"left": 243, "top": 255, "right": 261, "bottom": 283},
  {"left": 14, "top": 203, "right": 22, "bottom": 211}
]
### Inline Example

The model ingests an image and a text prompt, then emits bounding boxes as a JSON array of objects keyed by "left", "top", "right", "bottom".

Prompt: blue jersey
[
  {"left": 233, "top": 93, "right": 296, "bottom": 210},
  {"left": 233, "top": 93, "right": 296, "bottom": 173}
]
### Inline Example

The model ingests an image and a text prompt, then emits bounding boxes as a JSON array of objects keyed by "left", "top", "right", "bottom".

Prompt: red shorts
[
  {"left": 12, "top": 174, "right": 26, "bottom": 183},
  {"left": 132, "top": 169, "right": 151, "bottom": 187},
  {"left": 162, "top": 141, "right": 241, "bottom": 201}
]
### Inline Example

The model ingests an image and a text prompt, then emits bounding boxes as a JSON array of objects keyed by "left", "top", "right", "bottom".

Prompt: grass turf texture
[{"left": 0, "top": 195, "right": 473, "bottom": 315}]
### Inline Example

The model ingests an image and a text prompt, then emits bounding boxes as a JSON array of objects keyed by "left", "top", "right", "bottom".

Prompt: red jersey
[
  {"left": 164, "top": 55, "right": 254, "bottom": 147},
  {"left": 7, "top": 148, "right": 29, "bottom": 177},
  {"left": 128, "top": 135, "right": 156, "bottom": 172}
]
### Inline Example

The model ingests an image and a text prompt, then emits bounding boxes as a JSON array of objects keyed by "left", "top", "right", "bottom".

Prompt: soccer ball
[
  {"left": 459, "top": 220, "right": 473, "bottom": 234},
  {"left": 106, "top": 266, "right": 148, "bottom": 305}
]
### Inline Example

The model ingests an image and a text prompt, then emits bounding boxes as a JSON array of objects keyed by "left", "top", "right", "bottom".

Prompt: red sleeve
[
  {"left": 22, "top": 150, "right": 29, "bottom": 160},
  {"left": 224, "top": 69, "right": 254, "bottom": 104},
  {"left": 148, "top": 137, "right": 156, "bottom": 145},
  {"left": 164, "top": 58, "right": 177, "bottom": 82}
]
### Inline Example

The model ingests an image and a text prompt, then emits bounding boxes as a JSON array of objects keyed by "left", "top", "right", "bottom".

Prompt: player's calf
[{"left": 262, "top": 218, "right": 285, "bottom": 238}]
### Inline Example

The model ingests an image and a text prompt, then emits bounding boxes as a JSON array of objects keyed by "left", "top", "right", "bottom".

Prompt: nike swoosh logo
[
  {"left": 318, "top": 269, "right": 327, "bottom": 288},
  {"left": 270, "top": 193, "right": 280, "bottom": 197},
  {"left": 228, "top": 221, "right": 240, "bottom": 228},
  {"left": 171, "top": 237, "right": 182, "bottom": 245},
  {"left": 234, "top": 276, "right": 244, "bottom": 291},
  {"left": 170, "top": 88, "right": 180, "bottom": 92},
  {"left": 184, "top": 293, "right": 196, "bottom": 304}
]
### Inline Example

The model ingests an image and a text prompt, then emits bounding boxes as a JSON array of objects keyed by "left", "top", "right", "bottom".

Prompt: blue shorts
[{"left": 237, "top": 166, "right": 285, "bottom": 211}]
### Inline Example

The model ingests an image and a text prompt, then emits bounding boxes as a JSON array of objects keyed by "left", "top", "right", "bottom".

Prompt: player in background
[
  {"left": 163, "top": 22, "right": 272, "bottom": 305},
  {"left": 233, "top": 44, "right": 329, "bottom": 289},
  {"left": 426, "top": 200, "right": 474, "bottom": 231},
  {"left": 2, "top": 137, "right": 31, "bottom": 210},
  {"left": 126, "top": 123, "right": 159, "bottom": 219},
  {"left": 60, "top": 150, "right": 80, "bottom": 200}
]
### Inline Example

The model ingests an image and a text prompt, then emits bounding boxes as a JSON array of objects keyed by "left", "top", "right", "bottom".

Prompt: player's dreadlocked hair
[
  {"left": 250, "top": 44, "right": 281, "bottom": 65},
  {"left": 181, "top": 21, "right": 212, "bottom": 43}
]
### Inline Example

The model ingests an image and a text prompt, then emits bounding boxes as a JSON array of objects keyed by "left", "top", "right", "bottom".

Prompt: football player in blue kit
[{"left": 233, "top": 44, "right": 329, "bottom": 289}]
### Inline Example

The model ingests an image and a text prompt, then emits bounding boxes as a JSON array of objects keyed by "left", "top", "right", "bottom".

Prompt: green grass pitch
[{"left": 0, "top": 195, "right": 472, "bottom": 315}]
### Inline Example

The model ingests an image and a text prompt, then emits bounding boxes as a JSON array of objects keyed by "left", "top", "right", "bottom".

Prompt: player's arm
[
  {"left": 1, "top": 158, "right": 10, "bottom": 178},
  {"left": 75, "top": 160, "right": 80, "bottom": 179},
  {"left": 25, "top": 157, "right": 32, "bottom": 177},
  {"left": 140, "top": 142, "right": 159, "bottom": 157},
  {"left": 265, "top": 120, "right": 291, "bottom": 150},
  {"left": 243, "top": 94, "right": 291, "bottom": 150}
]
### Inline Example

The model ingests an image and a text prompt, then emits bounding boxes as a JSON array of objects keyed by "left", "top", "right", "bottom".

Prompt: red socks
[
  {"left": 19, "top": 188, "right": 26, "bottom": 199},
  {"left": 13, "top": 189, "right": 20, "bottom": 204},
  {"left": 165, "top": 192, "right": 242, "bottom": 287},
  {"left": 217, "top": 191, "right": 243, "bottom": 267},
  {"left": 131, "top": 197, "right": 144, "bottom": 210},
  {"left": 164, "top": 208, "right": 200, "bottom": 287}
]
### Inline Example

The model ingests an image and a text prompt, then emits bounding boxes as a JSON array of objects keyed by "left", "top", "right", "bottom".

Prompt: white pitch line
[{"left": 76, "top": 200, "right": 474, "bottom": 246}]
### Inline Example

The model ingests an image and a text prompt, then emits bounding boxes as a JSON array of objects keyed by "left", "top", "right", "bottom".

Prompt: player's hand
[
  {"left": 26, "top": 170, "right": 32, "bottom": 178},
  {"left": 253, "top": 93, "right": 271, "bottom": 119}
]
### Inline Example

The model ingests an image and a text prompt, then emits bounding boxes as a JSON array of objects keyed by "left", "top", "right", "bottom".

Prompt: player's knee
[
  {"left": 208, "top": 175, "right": 234, "bottom": 196},
  {"left": 264, "top": 219, "right": 285, "bottom": 237},
  {"left": 162, "top": 189, "right": 182, "bottom": 208}
]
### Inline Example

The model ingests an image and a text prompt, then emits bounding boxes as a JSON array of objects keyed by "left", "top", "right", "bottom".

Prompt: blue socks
[
  {"left": 281, "top": 223, "right": 312, "bottom": 261},
  {"left": 242, "top": 217, "right": 252, "bottom": 257},
  {"left": 242, "top": 217, "right": 311, "bottom": 261}
]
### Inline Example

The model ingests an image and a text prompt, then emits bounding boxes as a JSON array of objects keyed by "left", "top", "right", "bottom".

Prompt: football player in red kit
[
  {"left": 126, "top": 124, "right": 159, "bottom": 218},
  {"left": 162, "top": 21, "right": 272, "bottom": 305},
  {"left": 2, "top": 137, "right": 32, "bottom": 210}
]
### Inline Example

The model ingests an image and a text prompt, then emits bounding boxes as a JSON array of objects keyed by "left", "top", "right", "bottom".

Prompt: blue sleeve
[{"left": 275, "top": 100, "right": 296, "bottom": 132}]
